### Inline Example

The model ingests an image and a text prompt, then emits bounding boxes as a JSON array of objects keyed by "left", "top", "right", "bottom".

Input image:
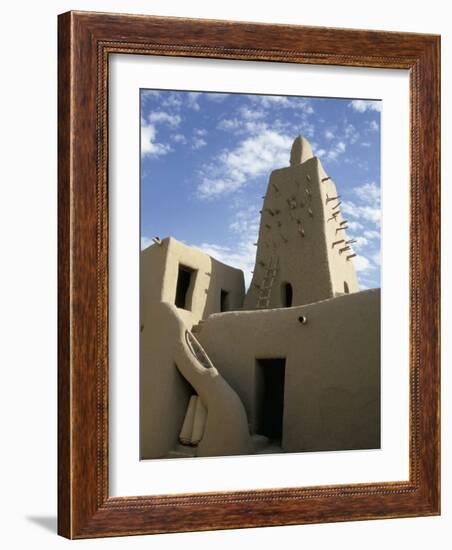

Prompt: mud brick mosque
[{"left": 140, "top": 135, "right": 380, "bottom": 459}]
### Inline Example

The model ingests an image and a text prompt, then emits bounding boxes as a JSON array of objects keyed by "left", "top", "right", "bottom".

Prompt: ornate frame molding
[{"left": 58, "top": 11, "right": 440, "bottom": 538}]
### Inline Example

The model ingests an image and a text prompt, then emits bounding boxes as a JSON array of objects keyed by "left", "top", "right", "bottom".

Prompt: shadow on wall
[{"left": 199, "top": 256, "right": 245, "bottom": 319}]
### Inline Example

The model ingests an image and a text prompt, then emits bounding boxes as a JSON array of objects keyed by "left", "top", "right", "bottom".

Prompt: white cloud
[
  {"left": 197, "top": 129, "right": 292, "bottom": 199},
  {"left": 218, "top": 118, "right": 242, "bottom": 131},
  {"left": 204, "top": 93, "right": 228, "bottom": 102},
  {"left": 344, "top": 123, "right": 360, "bottom": 145},
  {"left": 157, "top": 91, "right": 201, "bottom": 110},
  {"left": 250, "top": 95, "right": 315, "bottom": 115},
  {"left": 141, "top": 123, "right": 172, "bottom": 158},
  {"left": 343, "top": 183, "right": 381, "bottom": 227},
  {"left": 172, "top": 133, "right": 187, "bottom": 144},
  {"left": 190, "top": 240, "right": 256, "bottom": 288},
  {"left": 142, "top": 109, "right": 182, "bottom": 158},
  {"left": 141, "top": 90, "right": 160, "bottom": 100},
  {"left": 347, "top": 220, "right": 364, "bottom": 232},
  {"left": 217, "top": 98, "right": 314, "bottom": 140},
  {"left": 192, "top": 129, "right": 208, "bottom": 149},
  {"left": 350, "top": 236, "right": 369, "bottom": 250},
  {"left": 294, "top": 121, "right": 315, "bottom": 139},
  {"left": 369, "top": 120, "right": 379, "bottom": 132},
  {"left": 325, "top": 141, "right": 347, "bottom": 162},
  {"left": 239, "top": 106, "right": 266, "bottom": 120},
  {"left": 342, "top": 183, "right": 380, "bottom": 231},
  {"left": 192, "top": 137, "right": 207, "bottom": 150},
  {"left": 187, "top": 92, "right": 201, "bottom": 111},
  {"left": 229, "top": 206, "right": 260, "bottom": 235},
  {"left": 354, "top": 182, "right": 380, "bottom": 205},
  {"left": 217, "top": 117, "right": 274, "bottom": 136},
  {"left": 190, "top": 205, "right": 260, "bottom": 288},
  {"left": 325, "top": 129, "right": 335, "bottom": 140},
  {"left": 363, "top": 229, "right": 380, "bottom": 240},
  {"left": 341, "top": 181, "right": 381, "bottom": 285},
  {"left": 148, "top": 111, "right": 181, "bottom": 127},
  {"left": 342, "top": 200, "right": 381, "bottom": 225},
  {"left": 353, "top": 254, "right": 374, "bottom": 273},
  {"left": 252, "top": 95, "right": 294, "bottom": 108},
  {"left": 349, "top": 100, "right": 382, "bottom": 113},
  {"left": 161, "top": 93, "right": 183, "bottom": 108}
]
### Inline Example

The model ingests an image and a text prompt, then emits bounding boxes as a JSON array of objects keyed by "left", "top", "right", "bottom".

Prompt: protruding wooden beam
[
  {"left": 332, "top": 239, "right": 345, "bottom": 248},
  {"left": 326, "top": 194, "right": 340, "bottom": 203}
]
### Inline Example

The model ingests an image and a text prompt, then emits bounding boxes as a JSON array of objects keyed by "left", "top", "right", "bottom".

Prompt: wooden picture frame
[{"left": 58, "top": 11, "right": 440, "bottom": 539}]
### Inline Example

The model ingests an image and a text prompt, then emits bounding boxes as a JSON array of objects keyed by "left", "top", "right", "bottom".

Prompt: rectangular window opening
[
  {"left": 255, "top": 358, "right": 286, "bottom": 444},
  {"left": 175, "top": 264, "right": 196, "bottom": 310}
]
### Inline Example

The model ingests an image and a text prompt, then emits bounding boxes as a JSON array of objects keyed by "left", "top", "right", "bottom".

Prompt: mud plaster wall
[
  {"left": 141, "top": 237, "right": 245, "bottom": 329},
  {"left": 244, "top": 154, "right": 359, "bottom": 310},
  {"left": 197, "top": 289, "right": 381, "bottom": 452},
  {"left": 140, "top": 238, "right": 245, "bottom": 458}
]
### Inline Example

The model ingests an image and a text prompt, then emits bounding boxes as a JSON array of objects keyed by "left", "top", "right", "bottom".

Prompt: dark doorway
[
  {"left": 175, "top": 265, "right": 195, "bottom": 310},
  {"left": 220, "top": 289, "right": 229, "bottom": 312},
  {"left": 256, "top": 358, "right": 286, "bottom": 442},
  {"left": 344, "top": 281, "right": 350, "bottom": 294},
  {"left": 281, "top": 282, "right": 293, "bottom": 307}
]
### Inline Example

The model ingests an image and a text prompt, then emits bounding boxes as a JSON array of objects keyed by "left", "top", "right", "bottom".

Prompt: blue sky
[{"left": 140, "top": 90, "right": 381, "bottom": 289}]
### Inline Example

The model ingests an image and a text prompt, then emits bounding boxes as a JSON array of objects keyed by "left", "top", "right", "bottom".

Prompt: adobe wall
[
  {"left": 140, "top": 301, "right": 192, "bottom": 458},
  {"left": 197, "top": 289, "right": 380, "bottom": 452},
  {"left": 140, "top": 238, "right": 245, "bottom": 458},
  {"left": 141, "top": 237, "right": 245, "bottom": 329},
  {"left": 140, "top": 301, "right": 251, "bottom": 459},
  {"left": 244, "top": 136, "right": 359, "bottom": 310}
]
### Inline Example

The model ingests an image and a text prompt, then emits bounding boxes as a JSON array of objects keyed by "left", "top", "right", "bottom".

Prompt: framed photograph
[{"left": 58, "top": 11, "right": 440, "bottom": 538}]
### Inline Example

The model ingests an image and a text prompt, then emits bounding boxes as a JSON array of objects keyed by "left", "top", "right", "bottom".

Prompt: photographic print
[{"left": 140, "top": 89, "right": 381, "bottom": 460}]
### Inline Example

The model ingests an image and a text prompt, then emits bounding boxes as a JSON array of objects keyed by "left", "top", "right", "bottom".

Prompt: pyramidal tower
[{"left": 243, "top": 135, "right": 359, "bottom": 310}]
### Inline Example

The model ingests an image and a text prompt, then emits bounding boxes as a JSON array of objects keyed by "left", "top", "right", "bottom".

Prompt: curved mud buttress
[{"left": 174, "top": 330, "right": 252, "bottom": 457}]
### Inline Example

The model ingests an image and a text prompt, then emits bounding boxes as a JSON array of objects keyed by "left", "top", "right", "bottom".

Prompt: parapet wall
[
  {"left": 197, "top": 289, "right": 381, "bottom": 452},
  {"left": 141, "top": 237, "right": 245, "bottom": 330}
]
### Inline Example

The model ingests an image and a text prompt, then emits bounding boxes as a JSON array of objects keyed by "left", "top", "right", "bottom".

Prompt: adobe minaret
[{"left": 243, "top": 135, "right": 359, "bottom": 310}]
